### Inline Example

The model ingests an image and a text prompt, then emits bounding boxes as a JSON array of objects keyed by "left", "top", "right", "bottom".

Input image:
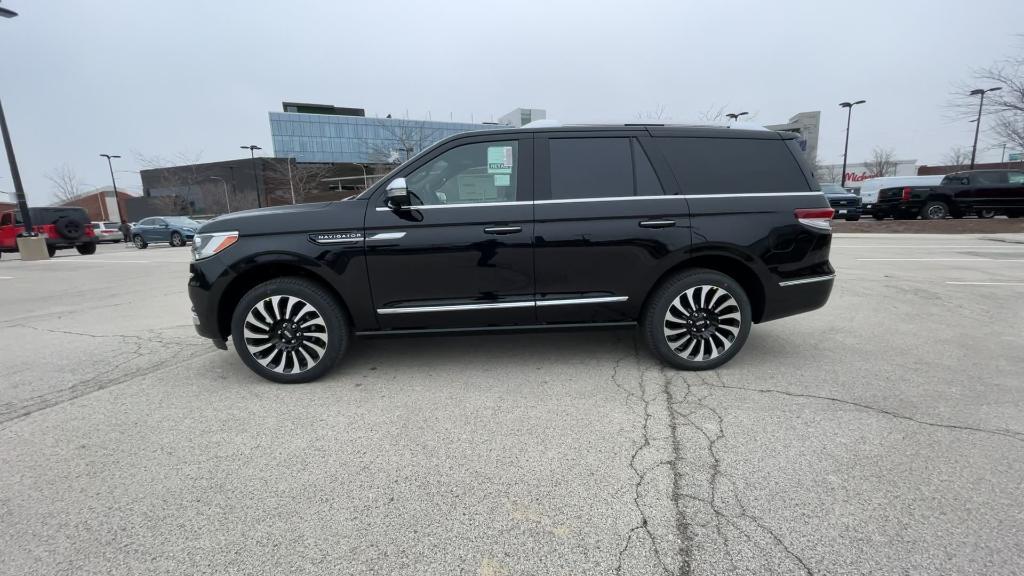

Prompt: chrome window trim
[
  {"left": 373, "top": 191, "right": 823, "bottom": 211},
  {"left": 778, "top": 274, "right": 836, "bottom": 287},
  {"left": 377, "top": 296, "right": 629, "bottom": 315}
]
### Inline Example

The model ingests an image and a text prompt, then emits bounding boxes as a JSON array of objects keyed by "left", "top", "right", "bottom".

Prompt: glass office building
[{"left": 269, "top": 112, "right": 502, "bottom": 164}]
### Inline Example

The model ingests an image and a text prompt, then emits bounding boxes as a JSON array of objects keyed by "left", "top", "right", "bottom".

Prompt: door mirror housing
[{"left": 386, "top": 178, "right": 410, "bottom": 207}]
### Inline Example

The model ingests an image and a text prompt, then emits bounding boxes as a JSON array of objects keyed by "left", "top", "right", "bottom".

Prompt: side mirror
[{"left": 386, "top": 178, "right": 410, "bottom": 207}]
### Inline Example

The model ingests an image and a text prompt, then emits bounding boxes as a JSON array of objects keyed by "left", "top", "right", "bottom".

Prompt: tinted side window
[
  {"left": 1008, "top": 172, "right": 1024, "bottom": 185},
  {"left": 633, "top": 140, "right": 665, "bottom": 196},
  {"left": 550, "top": 138, "right": 633, "bottom": 200},
  {"left": 656, "top": 137, "right": 811, "bottom": 194},
  {"left": 0, "top": 213, "right": 11, "bottom": 226},
  {"left": 974, "top": 172, "right": 1007, "bottom": 185}
]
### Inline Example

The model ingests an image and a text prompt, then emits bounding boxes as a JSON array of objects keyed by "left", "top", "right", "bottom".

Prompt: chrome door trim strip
[
  {"left": 684, "top": 191, "right": 824, "bottom": 199},
  {"left": 534, "top": 296, "right": 629, "bottom": 306},
  {"left": 376, "top": 296, "right": 629, "bottom": 314},
  {"left": 778, "top": 274, "right": 836, "bottom": 287},
  {"left": 375, "top": 201, "right": 526, "bottom": 211},
  {"left": 534, "top": 195, "right": 679, "bottom": 204},
  {"left": 377, "top": 301, "right": 536, "bottom": 314},
  {"left": 367, "top": 232, "right": 406, "bottom": 240}
]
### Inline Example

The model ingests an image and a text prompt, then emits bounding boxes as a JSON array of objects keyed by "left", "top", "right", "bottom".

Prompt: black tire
[
  {"left": 46, "top": 245, "right": 57, "bottom": 257},
  {"left": 642, "top": 269, "right": 752, "bottom": 371},
  {"left": 976, "top": 209, "right": 996, "bottom": 219},
  {"left": 170, "top": 232, "right": 185, "bottom": 247},
  {"left": 75, "top": 243, "right": 97, "bottom": 255},
  {"left": 921, "top": 201, "right": 949, "bottom": 220},
  {"left": 230, "top": 277, "right": 350, "bottom": 384},
  {"left": 872, "top": 214, "right": 886, "bottom": 221},
  {"left": 845, "top": 214, "right": 861, "bottom": 221},
  {"left": 133, "top": 235, "right": 148, "bottom": 249}
]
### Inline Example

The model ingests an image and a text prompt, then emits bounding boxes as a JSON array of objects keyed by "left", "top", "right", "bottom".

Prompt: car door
[
  {"left": 151, "top": 218, "right": 171, "bottom": 242},
  {"left": 972, "top": 171, "right": 1008, "bottom": 210},
  {"left": 532, "top": 131, "right": 691, "bottom": 324},
  {"left": 364, "top": 134, "right": 535, "bottom": 329}
]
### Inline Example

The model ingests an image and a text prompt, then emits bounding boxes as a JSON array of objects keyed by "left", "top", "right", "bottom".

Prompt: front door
[
  {"left": 365, "top": 135, "right": 535, "bottom": 329},
  {"left": 533, "top": 132, "right": 691, "bottom": 324}
]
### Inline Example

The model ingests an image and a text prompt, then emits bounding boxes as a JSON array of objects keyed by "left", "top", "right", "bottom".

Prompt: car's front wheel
[
  {"left": 921, "top": 201, "right": 949, "bottom": 220},
  {"left": 643, "top": 269, "right": 752, "bottom": 371},
  {"left": 231, "top": 277, "right": 350, "bottom": 383},
  {"left": 170, "top": 232, "right": 185, "bottom": 247}
]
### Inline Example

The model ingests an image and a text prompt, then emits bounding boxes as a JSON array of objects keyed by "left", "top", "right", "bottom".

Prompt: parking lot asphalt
[{"left": 1, "top": 235, "right": 1023, "bottom": 576}]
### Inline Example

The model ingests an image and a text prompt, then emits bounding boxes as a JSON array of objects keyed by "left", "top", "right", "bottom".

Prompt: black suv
[{"left": 189, "top": 125, "right": 835, "bottom": 383}]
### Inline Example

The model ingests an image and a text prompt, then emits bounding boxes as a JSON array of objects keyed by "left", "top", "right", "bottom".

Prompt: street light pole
[
  {"left": 209, "top": 176, "right": 230, "bottom": 213},
  {"left": 839, "top": 100, "right": 866, "bottom": 188},
  {"left": 286, "top": 158, "right": 296, "bottom": 205},
  {"left": 0, "top": 97, "right": 33, "bottom": 235},
  {"left": 240, "top": 145, "right": 263, "bottom": 208},
  {"left": 100, "top": 153, "right": 121, "bottom": 221},
  {"left": 969, "top": 87, "right": 1001, "bottom": 169}
]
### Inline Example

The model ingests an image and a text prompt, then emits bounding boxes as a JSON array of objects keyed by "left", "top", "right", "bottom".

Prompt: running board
[{"left": 355, "top": 321, "right": 637, "bottom": 337}]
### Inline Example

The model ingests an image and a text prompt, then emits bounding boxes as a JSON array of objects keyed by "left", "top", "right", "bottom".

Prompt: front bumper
[{"left": 189, "top": 258, "right": 230, "bottom": 349}]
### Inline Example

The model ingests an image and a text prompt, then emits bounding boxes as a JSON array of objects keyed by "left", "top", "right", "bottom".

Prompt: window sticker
[
  {"left": 487, "top": 146, "right": 513, "bottom": 174},
  {"left": 494, "top": 174, "right": 511, "bottom": 187}
]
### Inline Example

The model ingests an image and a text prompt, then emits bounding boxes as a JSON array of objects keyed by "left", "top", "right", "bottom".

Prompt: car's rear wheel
[
  {"left": 976, "top": 209, "right": 997, "bottom": 219},
  {"left": 170, "top": 232, "right": 185, "bottom": 247},
  {"left": 643, "top": 269, "right": 752, "bottom": 371},
  {"left": 133, "top": 235, "right": 148, "bottom": 249},
  {"left": 75, "top": 243, "right": 97, "bottom": 255},
  {"left": 921, "top": 201, "right": 949, "bottom": 220},
  {"left": 46, "top": 245, "right": 57, "bottom": 258},
  {"left": 231, "top": 277, "right": 349, "bottom": 384}
]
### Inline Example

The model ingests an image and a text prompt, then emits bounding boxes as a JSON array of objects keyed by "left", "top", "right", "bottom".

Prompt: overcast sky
[{"left": 1, "top": 0, "right": 1022, "bottom": 204}]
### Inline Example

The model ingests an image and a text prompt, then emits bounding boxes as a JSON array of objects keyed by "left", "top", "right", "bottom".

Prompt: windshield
[{"left": 820, "top": 183, "right": 847, "bottom": 195}]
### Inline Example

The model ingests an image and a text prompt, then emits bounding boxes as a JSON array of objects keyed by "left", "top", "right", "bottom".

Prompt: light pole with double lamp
[
  {"left": 839, "top": 100, "right": 866, "bottom": 188},
  {"left": 1, "top": 2, "right": 39, "bottom": 247},
  {"left": 240, "top": 145, "right": 263, "bottom": 208},
  {"left": 968, "top": 87, "right": 1001, "bottom": 169}
]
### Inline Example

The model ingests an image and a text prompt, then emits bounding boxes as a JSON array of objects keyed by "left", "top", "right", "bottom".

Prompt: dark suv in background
[
  {"left": 874, "top": 169, "right": 1024, "bottom": 219},
  {"left": 188, "top": 125, "right": 835, "bottom": 383}
]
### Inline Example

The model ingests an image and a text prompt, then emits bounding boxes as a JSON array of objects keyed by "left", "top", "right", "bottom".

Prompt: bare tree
[
  {"left": 635, "top": 104, "right": 669, "bottom": 122},
  {"left": 942, "top": 146, "right": 972, "bottom": 171},
  {"left": 45, "top": 163, "right": 85, "bottom": 203},
  {"left": 949, "top": 39, "right": 1024, "bottom": 152},
  {"left": 696, "top": 105, "right": 729, "bottom": 123},
  {"left": 262, "top": 159, "right": 337, "bottom": 204},
  {"left": 366, "top": 117, "right": 444, "bottom": 165},
  {"left": 134, "top": 150, "right": 207, "bottom": 213},
  {"left": 864, "top": 147, "right": 898, "bottom": 177}
]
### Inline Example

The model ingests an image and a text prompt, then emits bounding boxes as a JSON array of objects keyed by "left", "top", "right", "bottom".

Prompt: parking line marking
[
  {"left": 43, "top": 259, "right": 153, "bottom": 263},
  {"left": 835, "top": 246, "right": 1024, "bottom": 249},
  {"left": 0, "top": 276, "right": 13, "bottom": 279},
  {"left": 945, "top": 281, "right": 1024, "bottom": 286},
  {"left": 857, "top": 258, "right": 1024, "bottom": 262}
]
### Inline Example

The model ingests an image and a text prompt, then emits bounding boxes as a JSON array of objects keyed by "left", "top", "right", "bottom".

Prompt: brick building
[{"left": 55, "top": 187, "right": 135, "bottom": 222}]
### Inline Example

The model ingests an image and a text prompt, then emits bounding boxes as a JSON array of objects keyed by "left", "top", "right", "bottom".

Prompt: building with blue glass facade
[{"left": 269, "top": 107, "right": 513, "bottom": 165}]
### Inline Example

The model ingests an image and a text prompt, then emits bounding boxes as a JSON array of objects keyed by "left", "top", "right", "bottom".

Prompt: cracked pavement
[{"left": 2, "top": 236, "right": 1024, "bottom": 575}]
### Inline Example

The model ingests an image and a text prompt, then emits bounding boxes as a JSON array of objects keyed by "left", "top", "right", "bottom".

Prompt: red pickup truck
[{"left": 0, "top": 207, "right": 98, "bottom": 259}]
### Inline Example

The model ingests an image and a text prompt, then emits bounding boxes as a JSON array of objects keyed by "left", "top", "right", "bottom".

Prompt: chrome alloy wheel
[
  {"left": 663, "top": 285, "right": 742, "bottom": 362},
  {"left": 243, "top": 295, "right": 328, "bottom": 374}
]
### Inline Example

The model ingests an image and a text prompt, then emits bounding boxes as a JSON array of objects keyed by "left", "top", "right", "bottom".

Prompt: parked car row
[{"left": 858, "top": 170, "right": 1024, "bottom": 220}]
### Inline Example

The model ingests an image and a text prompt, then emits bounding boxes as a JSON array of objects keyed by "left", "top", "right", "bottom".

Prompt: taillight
[
  {"left": 901, "top": 187, "right": 912, "bottom": 202},
  {"left": 794, "top": 208, "right": 834, "bottom": 231}
]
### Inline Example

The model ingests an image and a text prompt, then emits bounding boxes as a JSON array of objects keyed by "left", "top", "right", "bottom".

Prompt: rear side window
[
  {"left": 1009, "top": 172, "right": 1024, "bottom": 184},
  {"left": 549, "top": 137, "right": 665, "bottom": 200},
  {"left": 656, "top": 137, "right": 811, "bottom": 194}
]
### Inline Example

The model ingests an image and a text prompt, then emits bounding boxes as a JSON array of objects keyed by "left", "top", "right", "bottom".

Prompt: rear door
[
  {"left": 972, "top": 171, "right": 1008, "bottom": 210},
  {"left": 533, "top": 131, "right": 690, "bottom": 323}
]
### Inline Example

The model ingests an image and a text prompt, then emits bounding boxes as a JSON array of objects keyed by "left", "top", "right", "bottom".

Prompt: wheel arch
[
  {"left": 216, "top": 260, "right": 352, "bottom": 340},
  {"left": 641, "top": 252, "right": 766, "bottom": 323}
]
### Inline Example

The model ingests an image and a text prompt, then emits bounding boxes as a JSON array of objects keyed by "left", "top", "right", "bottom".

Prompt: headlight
[{"left": 192, "top": 231, "right": 238, "bottom": 261}]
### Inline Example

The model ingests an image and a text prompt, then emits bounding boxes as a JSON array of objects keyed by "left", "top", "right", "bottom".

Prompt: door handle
[
  {"left": 639, "top": 220, "right": 676, "bottom": 228},
  {"left": 483, "top": 226, "right": 522, "bottom": 235}
]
